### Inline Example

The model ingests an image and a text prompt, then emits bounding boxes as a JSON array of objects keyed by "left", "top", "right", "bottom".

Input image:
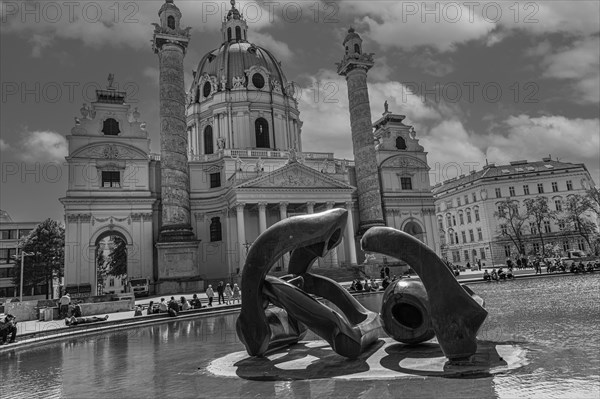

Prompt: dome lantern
[{"left": 221, "top": 0, "right": 248, "bottom": 43}]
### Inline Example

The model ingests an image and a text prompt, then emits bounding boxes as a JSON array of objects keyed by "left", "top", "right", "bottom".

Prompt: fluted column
[
  {"left": 345, "top": 201, "right": 358, "bottom": 265},
  {"left": 258, "top": 202, "right": 268, "bottom": 233},
  {"left": 326, "top": 202, "right": 339, "bottom": 267},
  {"left": 306, "top": 201, "right": 315, "bottom": 214},
  {"left": 235, "top": 202, "right": 246, "bottom": 270},
  {"left": 279, "top": 202, "right": 289, "bottom": 269}
]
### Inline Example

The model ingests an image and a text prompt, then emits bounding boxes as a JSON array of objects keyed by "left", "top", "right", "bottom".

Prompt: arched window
[
  {"left": 102, "top": 118, "right": 120, "bottom": 135},
  {"left": 235, "top": 26, "right": 241, "bottom": 41},
  {"left": 354, "top": 43, "right": 360, "bottom": 53},
  {"left": 227, "top": 27, "right": 232, "bottom": 41},
  {"left": 204, "top": 126, "right": 214, "bottom": 155},
  {"left": 252, "top": 73, "right": 265, "bottom": 89},
  {"left": 345, "top": 46, "right": 349, "bottom": 54},
  {"left": 210, "top": 217, "right": 222, "bottom": 242},
  {"left": 167, "top": 15, "right": 175, "bottom": 30},
  {"left": 255, "top": 118, "right": 270, "bottom": 148},
  {"left": 396, "top": 136, "right": 406, "bottom": 150}
]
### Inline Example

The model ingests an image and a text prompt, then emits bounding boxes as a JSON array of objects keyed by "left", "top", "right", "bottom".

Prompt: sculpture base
[
  {"left": 207, "top": 338, "right": 528, "bottom": 381},
  {"left": 158, "top": 223, "right": 196, "bottom": 242},
  {"left": 156, "top": 240, "right": 202, "bottom": 294},
  {"left": 357, "top": 220, "right": 386, "bottom": 236}
]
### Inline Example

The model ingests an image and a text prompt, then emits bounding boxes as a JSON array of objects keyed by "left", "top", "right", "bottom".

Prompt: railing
[{"left": 152, "top": 150, "right": 343, "bottom": 164}]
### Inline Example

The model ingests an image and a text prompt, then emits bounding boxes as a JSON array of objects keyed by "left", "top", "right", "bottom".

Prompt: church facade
[{"left": 60, "top": 0, "right": 439, "bottom": 296}]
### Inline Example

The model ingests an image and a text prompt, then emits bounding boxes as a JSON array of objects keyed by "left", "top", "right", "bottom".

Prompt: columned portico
[
  {"left": 345, "top": 201, "right": 358, "bottom": 265},
  {"left": 258, "top": 202, "right": 267, "bottom": 233},
  {"left": 326, "top": 202, "right": 339, "bottom": 267},
  {"left": 235, "top": 202, "right": 246, "bottom": 270}
]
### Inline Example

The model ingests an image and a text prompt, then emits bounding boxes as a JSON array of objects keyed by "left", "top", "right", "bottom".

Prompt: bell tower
[
  {"left": 152, "top": 0, "right": 202, "bottom": 293},
  {"left": 337, "top": 28, "right": 385, "bottom": 234}
]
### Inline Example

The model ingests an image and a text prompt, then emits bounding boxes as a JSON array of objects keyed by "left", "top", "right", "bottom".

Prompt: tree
[
  {"left": 524, "top": 196, "right": 554, "bottom": 257},
  {"left": 586, "top": 187, "right": 600, "bottom": 218},
  {"left": 559, "top": 194, "right": 598, "bottom": 252},
  {"left": 106, "top": 236, "right": 127, "bottom": 277},
  {"left": 494, "top": 198, "right": 527, "bottom": 257},
  {"left": 96, "top": 248, "right": 107, "bottom": 292},
  {"left": 12, "top": 218, "right": 65, "bottom": 299}
]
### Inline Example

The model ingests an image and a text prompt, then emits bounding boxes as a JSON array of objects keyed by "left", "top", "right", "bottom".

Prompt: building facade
[
  {"left": 433, "top": 159, "right": 598, "bottom": 267},
  {"left": 0, "top": 210, "right": 43, "bottom": 299},
  {"left": 60, "top": 0, "right": 439, "bottom": 296}
]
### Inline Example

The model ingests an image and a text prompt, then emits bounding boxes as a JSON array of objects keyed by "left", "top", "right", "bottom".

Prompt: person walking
[
  {"left": 217, "top": 281, "right": 225, "bottom": 305},
  {"left": 59, "top": 292, "right": 71, "bottom": 319},
  {"left": 224, "top": 283, "right": 233, "bottom": 305},
  {"left": 232, "top": 283, "right": 241, "bottom": 304},
  {"left": 206, "top": 285, "right": 214, "bottom": 307}
]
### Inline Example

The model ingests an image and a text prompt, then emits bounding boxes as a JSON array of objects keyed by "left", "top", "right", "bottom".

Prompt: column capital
[
  {"left": 306, "top": 201, "right": 316, "bottom": 207},
  {"left": 234, "top": 202, "right": 246, "bottom": 211},
  {"left": 257, "top": 202, "right": 268, "bottom": 210},
  {"left": 279, "top": 201, "right": 289, "bottom": 209},
  {"left": 326, "top": 201, "right": 335, "bottom": 209},
  {"left": 345, "top": 201, "right": 354, "bottom": 209}
]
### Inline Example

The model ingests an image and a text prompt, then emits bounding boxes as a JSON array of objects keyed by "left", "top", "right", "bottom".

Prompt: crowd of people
[{"left": 483, "top": 267, "right": 514, "bottom": 282}]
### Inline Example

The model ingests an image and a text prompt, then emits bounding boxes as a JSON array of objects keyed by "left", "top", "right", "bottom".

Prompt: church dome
[{"left": 194, "top": 41, "right": 288, "bottom": 92}]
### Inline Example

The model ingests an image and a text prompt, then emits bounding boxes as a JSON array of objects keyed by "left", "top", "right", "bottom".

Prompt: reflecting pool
[{"left": 2, "top": 274, "right": 599, "bottom": 398}]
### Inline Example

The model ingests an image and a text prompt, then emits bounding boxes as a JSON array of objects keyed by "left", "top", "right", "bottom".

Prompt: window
[
  {"left": 109, "top": 278, "right": 115, "bottom": 287},
  {"left": 566, "top": 180, "right": 573, "bottom": 190},
  {"left": 543, "top": 220, "right": 551, "bottom": 233},
  {"left": 102, "top": 118, "right": 120, "bottom": 136},
  {"left": 578, "top": 239, "right": 586, "bottom": 251},
  {"left": 354, "top": 43, "right": 361, "bottom": 53},
  {"left": 19, "top": 229, "right": 32, "bottom": 238},
  {"left": 552, "top": 182, "right": 558, "bottom": 192},
  {"left": 555, "top": 199, "right": 562, "bottom": 212},
  {"left": 446, "top": 214, "right": 451, "bottom": 228},
  {"left": 504, "top": 245, "right": 511, "bottom": 257},
  {"left": 459, "top": 213, "right": 464, "bottom": 225},
  {"left": 255, "top": 118, "right": 270, "bottom": 148},
  {"left": 558, "top": 221, "right": 565, "bottom": 230},
  {"left": 537, "top": 183, "right": 544, "bottom": 193},
  {"left": 449, "top": 233, "right": 454, "bottom": 245},
  {"left": 498, "top": 205, "right": 506, "bottom": 218},
  {"left": 500, "top": 224, "right": 507, "bottom": 235},
  {"left": 472, "top": 192, "right": 477, "bottom": 202},
  {"left": 400, "top": 177, "right": 413, "bottom": 190},
  {"left": 531, "top": 224, "right": 538, "bottom": 235},
  {"left": 480, "top": 248, "right": 486, "bottom": 260},
  {"left": 474, "top": 208, "right": 480, "bottom": 222},
  {"left": 469, "top": 229, "right": 474, "bottom": 242},
  {"left": 227, "top": 27, "right": 232, "bottom": 41},
  {"left": 101, "top": 171, "right": 120, "bottom": 188},
  {"left": 0, "top": 267, "right": 15, "bottom": 278},
  {"left": 203, "top": 81, "right": 212, "bottom": 98},
  {"left": 457, "top": 197, "right": 461, "bottom": 206},
  {"left": 0, "top": 230, "right": 17, "bottom": 240},
  {"left": 210, "top": 172, "right": 221, "bottom": 188},
  {"left": 495, "top": 188, "right": 502, "bottom": 198},
  {"left": 452, "top": 250, "right": 460, "bottom": 262},
  {"left": 477, "top": 228, "right": 483, "bottom": 241},
  {"left": 252, "top": 73, "right": 265, "bottom": 89},
  {"left": 466, "top": 210, "right": 472, "bottom": 223},
  {"left": 464, "top": 195, "right": 469, "bottom": 205},
  {"left": 210, "top": 217, "right": 222, "bottom": 242},
  {"left": 523, "top": 184, "right": 530, "bottom": 195},
  {"left": 452, "top": 215, "right": 456, "bottom": 226},
  {"left": 395, "top": 137, "right": 406, "bottom": 150},
  {"left": 235, "top": 26, "right": 241, "bottom": 41},
  {"left": 204, "top": 126, "right": 214, "bottom": 154},
  {"left": 461, "top": 231, "right": 467, "bottom": 243},
  {"left": 437, "top": 217, "right": 443, "bottom": 230},
  {"left": 509, "top": 186, "right": 515, "bottom": 197},
  {"left": 464, "top": 250, "right": 469, "bottom": 261},
  {"left": 532, "top": 242, "right": 540, "bottom": 255},
  {"left": 562, "top": 241, "right": 570, "bottom": 252},
  {"left": 454, "top": 232, "right": 459, "bottom": 243},
  {"left": 167, "top": 15, "right": 175, "bottom": 29}
]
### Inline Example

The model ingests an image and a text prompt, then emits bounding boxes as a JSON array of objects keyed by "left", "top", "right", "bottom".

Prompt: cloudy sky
[{"left": 1, "top": 0, "right": 599, "bottom": 221}]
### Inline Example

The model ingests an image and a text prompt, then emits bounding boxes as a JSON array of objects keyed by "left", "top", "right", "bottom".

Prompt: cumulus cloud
[
  {"left": 485, "top": 115, "right": 600, "bottom": 183},
  {"left": 251, "top": 31, "right": 294, "bottom": 62},
  {"left": 18, "top": 130, "right": 68, "bottom": 163},
  {"left": 0, "top": 138, "right": 10, "bottom": 151}
]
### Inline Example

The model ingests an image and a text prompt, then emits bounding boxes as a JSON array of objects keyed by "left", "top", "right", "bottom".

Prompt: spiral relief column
[{"left": 337, "top": 28, "right": 385, "bottom": 234}]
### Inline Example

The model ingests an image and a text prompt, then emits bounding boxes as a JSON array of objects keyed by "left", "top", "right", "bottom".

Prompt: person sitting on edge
[
  {"left": 158, "top": 298, "right": 168, "bottom": 313},
  {"left": 506, "top": 268, "right": 514, "bottom": 279},
  {"left": 190, "top": 294, "right": 202, "bottom": 309},
  {"left": 180, "top": 296, "right": 191, "bottom": 311},
  {"left": 205, "top": 285, "right": 215, "bottom": 307},
  {"left": 363, "top": 280, "right": 370, "bottom": 292},
  {"left": 168, "top": 297, "right": 179, "bottom": 313},
  {"left": 134, "top": 305, "right": 143, "bottom": 317},
  {"left": 381, "top": 276, "right": 390, "bottom": 290},
  {"left": 483, "top": 269, "right": 491, "bottom": 281},
  {"left": 497, "top": 268, "right": 506, "bottom": 280},
  {"left": 355, "top": 279, "right": 363, "bottom": 292},
  {"left": 65, "top": 315, "right": 109, "bottom": 326},
  {"left": 147, "top": 301, "right": 155, "bottom": 315},
  {"left": 0, "top": 314, "right": 17, "bottom": 345},
  {"left": 370, "top": 279, "right": 379, "bottom": 291},
  {"left": 491, "top": 268, "right": 499, "bottom": 281}
]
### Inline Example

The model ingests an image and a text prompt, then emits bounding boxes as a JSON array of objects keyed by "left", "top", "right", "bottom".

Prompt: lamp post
[{"left": 14, "top": 248, "right": 35, "bottom": 301}]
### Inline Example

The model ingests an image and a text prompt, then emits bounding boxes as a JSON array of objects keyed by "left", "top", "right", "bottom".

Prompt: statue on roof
[
  {"left": 384, "top": 100, "right": 389, "bottom": 114},
  {"left": 107, "top": 73, "right": 115, "bottom": 89}
]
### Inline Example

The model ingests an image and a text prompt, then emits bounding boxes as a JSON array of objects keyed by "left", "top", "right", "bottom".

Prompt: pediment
[
  {"left": 236, "top": 162, "right": 354, "bottom": 190},
  {"left": 70, "top": 143, "right": 148, "bottom": 160},
  {"left": 381, "top": 155, "right": 429, "bottom": 170}
]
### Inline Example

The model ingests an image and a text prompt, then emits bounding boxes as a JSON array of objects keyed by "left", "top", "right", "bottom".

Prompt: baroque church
[{"left": 61, "top": 0, "right": 439, "bottom": 296}]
